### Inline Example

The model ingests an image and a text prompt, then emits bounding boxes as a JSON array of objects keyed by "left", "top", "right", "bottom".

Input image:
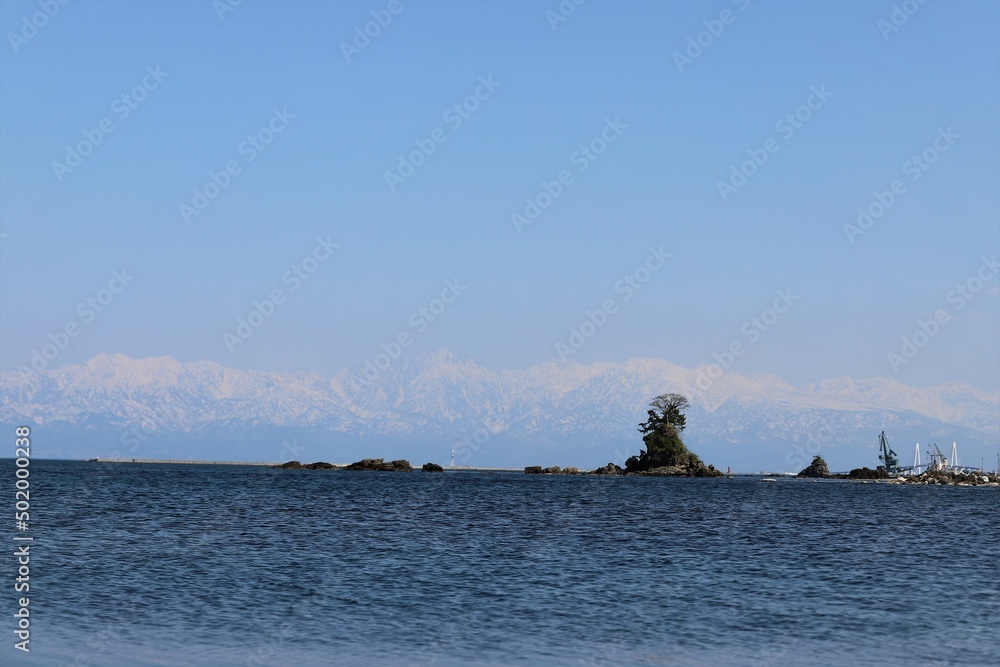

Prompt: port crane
[
  {"left": 927, "top": 443, "right": 948, "bottom": 472},
  {"left": 877, "top": 431, "right": 901, "bottom": 475},
  {"left": 870, "top": 433, "right": 982, "bottom": 476}
]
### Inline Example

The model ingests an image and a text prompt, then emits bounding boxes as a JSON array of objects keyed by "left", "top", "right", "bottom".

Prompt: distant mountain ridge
[{"left": 1, "top": 351, "right": 997, "bottom": 471}]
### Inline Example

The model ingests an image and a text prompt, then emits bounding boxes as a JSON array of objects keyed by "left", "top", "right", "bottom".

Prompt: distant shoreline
[
  {"left": 1, "top": 457, "right": 799, "bottom": 476},
  {"left": 11, "top": 459, "right": 995, "bottom": 482},
  {"left": 89, "top": 458, "right": 280, "bottom": 466},
  {"left": 83, "top": 458, "right": 529, "bottom": 472}
]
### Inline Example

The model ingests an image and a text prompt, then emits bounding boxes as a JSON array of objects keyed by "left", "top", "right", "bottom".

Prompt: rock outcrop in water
[
  {"left": 422, "top": 462, "right": 444, "bottom": 472},
  {"left": 885, "top": 470, "right": 1000, "bottom": 486},
  {"left": 344, "top": 458, "right": 413, "bottom": 472},
  {"left": 630, "top": 462, "right": 722, "bottom": 477},
  {"left": 624, "top": 394, "right": 723, "bottom": 477},
  {"left": 590, "top": 462, "right": 623, "bottom": 475},
  {"left": 271, "top": 461, "right": 338, "bottom": 470},
  {"left": 796, "top": 455, "right": 831, "bottom": 478},
  {"left": 848, "top": 466, "right": 889, "bottom": 480},
  {"left": 523, "top": 466, "right": 582, "bottom": 475}
]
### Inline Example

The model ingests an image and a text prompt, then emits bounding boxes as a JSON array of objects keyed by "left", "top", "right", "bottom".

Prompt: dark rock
[
  {"left": 627, "top": 461, "right": 724, "bottom": 477},
  {"left": 630, "top": 465, "right": 687, "bottom": 477},
  {"left": 651, "top": 465, "right": 687, "bottom": 476},
  {"left": 272, "top": 461, "right": 338, "bottom": 470},
  {"left": 526, "top": 465, "right": 582, "bottom": 475},
  {"left": 591, "top": 462, "right": 623, "bottom": 475},
  {"left": 344, "top": 458, "right": 378, "bottom": 470},
  {"left": 422, "top": 463, "right": 444, "bottom": 472},
  {"left": 691, "top": 462, "right": 724, "bottom": 477},
  {"left": 344, "top": 458, "right": 413, "bottom": 472},
  {"left": 302, "top": 461, "right": 336, "bottom": 470},
  {"left": 848, "top": 466, "right": 888, "bottom": 480},
  {"left": 797, "top": 456, "right": 831, "bottom": 478}
]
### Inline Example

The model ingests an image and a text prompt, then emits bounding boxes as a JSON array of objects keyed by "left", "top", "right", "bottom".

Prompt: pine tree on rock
[{"left": 627, "top": 394, "right": 709, "bottom": 473}]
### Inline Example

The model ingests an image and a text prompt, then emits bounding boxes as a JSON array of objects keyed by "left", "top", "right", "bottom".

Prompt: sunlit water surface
[{"left": 3, "top": 460, "right": 998, "bottom": 666}]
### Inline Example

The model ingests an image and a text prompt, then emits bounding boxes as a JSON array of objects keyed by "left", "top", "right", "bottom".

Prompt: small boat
[{"left": 761, "top": 478, "right": 777, "bottom": 483}]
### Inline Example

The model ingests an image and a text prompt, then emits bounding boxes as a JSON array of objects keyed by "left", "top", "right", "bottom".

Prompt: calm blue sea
[{"left": 2, "top": 460, "right": 998, "bottom": 667}]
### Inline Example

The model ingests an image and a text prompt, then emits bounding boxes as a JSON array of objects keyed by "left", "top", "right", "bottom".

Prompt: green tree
[
  {"left": 627, "top": 393, "right": 700, "bottom": 472},
  {"left": 637, "top": 393, "right": 689, "bottom": 434}
]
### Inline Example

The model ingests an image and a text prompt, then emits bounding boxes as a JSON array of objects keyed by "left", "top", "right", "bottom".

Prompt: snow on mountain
[{"left": 1, "top": 351, "right": 997, "bottom": 471}]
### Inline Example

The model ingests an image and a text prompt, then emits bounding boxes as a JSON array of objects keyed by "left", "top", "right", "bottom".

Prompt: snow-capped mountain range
[{"left": 2, "top": 351, "right": 997, "bottom": 472}]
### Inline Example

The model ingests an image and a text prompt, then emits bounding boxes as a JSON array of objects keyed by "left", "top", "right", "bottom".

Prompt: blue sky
[{"left": 1, "top": 0, "right": 998, "bottom": 391}]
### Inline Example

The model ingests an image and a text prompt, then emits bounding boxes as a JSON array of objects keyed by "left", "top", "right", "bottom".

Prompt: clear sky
[{"left": 1, "top": 0, "right": 998, "bottom": 391}]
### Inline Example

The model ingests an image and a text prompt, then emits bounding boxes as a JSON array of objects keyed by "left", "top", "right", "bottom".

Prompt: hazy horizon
[
  {"left": 6, "top": 347, "right": 1000, "bottom": 395},
  {"left": 5, "top": 347, "right": 997, "bottom": 473}
]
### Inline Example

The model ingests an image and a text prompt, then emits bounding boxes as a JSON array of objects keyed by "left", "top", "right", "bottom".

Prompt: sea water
[{"left": 2, "top": 460, "right": 997, "bottom": 666}]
